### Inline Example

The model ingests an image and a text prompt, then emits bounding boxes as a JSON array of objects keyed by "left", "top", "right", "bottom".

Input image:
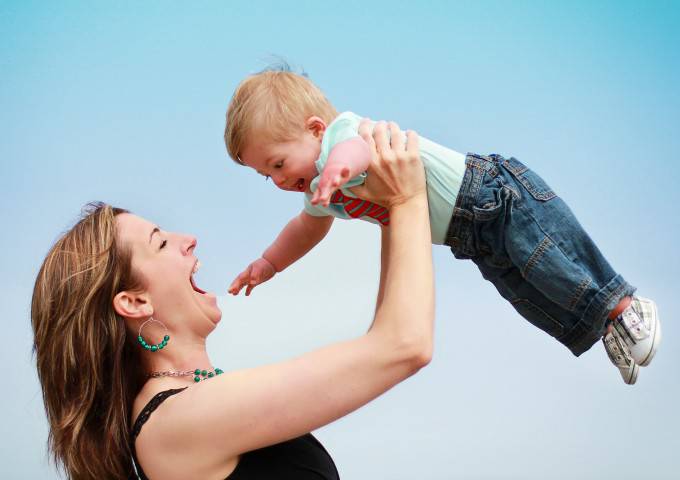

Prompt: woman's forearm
[
  {"left": 369, "top": 193, "right": 434, "bottom": 366},
  {"left": 370, "top": 227, "right": 390, "bottom": 328}
]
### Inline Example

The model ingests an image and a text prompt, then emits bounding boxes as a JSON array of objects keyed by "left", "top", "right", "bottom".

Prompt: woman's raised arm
[{"left": 140, "top": 123, "right": 434, "bottom": 478}]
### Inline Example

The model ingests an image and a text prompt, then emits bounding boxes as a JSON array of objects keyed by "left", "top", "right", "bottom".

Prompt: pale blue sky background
[{"left": 2, "top": 1, "right": 679, "bottom": 478}]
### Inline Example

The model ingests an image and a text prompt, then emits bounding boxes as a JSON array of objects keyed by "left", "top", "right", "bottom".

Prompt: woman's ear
[
  {"left": 305, "top": 116, "right": 327, "bottom": 139},
  {"left": 113, "top": 290, "right": 153, "bottom": 319}
]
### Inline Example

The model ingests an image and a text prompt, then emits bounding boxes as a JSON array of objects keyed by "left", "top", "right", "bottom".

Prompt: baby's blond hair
[{"left": 224, "top": 68, "right": 338, "bottom": 164}]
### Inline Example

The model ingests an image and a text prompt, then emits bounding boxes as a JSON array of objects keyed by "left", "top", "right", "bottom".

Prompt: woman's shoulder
[
  {"left": 131, "top": 379, "right": 188, "bottom": 427},
  {"left": 132, "top": 381, "right": 240, "bottom": 478}
]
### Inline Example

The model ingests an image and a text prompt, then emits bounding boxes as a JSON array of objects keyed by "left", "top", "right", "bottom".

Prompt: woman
[{"left": 31, "top": 121, "right": 433, "bottom": 479}]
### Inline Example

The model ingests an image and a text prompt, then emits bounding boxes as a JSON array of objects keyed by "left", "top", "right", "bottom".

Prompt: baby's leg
[{"left": 447, "top": 154, "right": 636, "bottom": 357}]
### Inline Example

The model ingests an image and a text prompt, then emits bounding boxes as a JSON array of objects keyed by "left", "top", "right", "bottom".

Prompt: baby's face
[{"left": 240, "top": 131, "right": 321, "bottom": 193}]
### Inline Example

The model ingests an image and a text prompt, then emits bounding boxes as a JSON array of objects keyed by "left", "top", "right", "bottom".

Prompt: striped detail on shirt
[{"left": 330, "top": 191, "right": 390, "bottom": 226}]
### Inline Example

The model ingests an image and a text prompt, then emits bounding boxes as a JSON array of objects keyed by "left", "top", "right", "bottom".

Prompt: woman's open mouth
[{"left": 190, "top": 260, "right": 206, "bottom": 294}]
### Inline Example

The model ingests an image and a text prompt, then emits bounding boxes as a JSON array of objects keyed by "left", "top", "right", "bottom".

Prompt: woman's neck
[{"left": 143, "top": 339, "right": 213, "bottom": 374}]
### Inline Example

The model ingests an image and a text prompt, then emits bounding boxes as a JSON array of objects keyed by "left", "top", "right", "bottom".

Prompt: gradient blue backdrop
[{"left": 2, "top": 1, "right": 679, "bottom": 478}]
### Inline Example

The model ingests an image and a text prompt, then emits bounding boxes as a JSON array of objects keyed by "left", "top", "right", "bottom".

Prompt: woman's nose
[{"left": 180, "top": 235, "right": 197, "bottom": 255}]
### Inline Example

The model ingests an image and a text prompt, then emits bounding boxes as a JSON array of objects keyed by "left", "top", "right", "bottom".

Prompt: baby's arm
[
  {"left": 228, "top": 211, "right": 334, "bottom": 296},
  {"left": 311, "top": 136, "right": 371, "bottom": 207}
]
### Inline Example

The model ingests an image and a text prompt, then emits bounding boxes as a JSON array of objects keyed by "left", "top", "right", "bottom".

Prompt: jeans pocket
[
  {"left": 503, "top": 157, "right": 556, "bottom": 202},
  {"left": 471, "top": 183, "right": 512, "bottom": 222},
  {"left": 472, "top": 199, "right": 504, "bottom": 221},
  {"left": 511, "top": 299, "right": 565, "bottom": 338}
]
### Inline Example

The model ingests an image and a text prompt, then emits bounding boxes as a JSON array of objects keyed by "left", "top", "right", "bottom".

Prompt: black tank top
[{"left": 130, "top": 387, "right": 340, "bottom": 479}]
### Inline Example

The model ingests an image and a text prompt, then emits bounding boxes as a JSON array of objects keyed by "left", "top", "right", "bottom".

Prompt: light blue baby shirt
[{"left": 304, "top": 111, "right": 466, "bottom": 245}]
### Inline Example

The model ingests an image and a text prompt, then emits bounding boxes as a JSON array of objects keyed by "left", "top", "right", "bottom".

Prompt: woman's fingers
[
  {"left": 372, "top": 121, "right": 393, "bottom": 159},
  {"left": 405, "top": 129, "right": 419, "bottom": 156},
  {"left": 358, "top": 118, "right": 374, "bottom": 148},
  {"left": 350, "top": 119, "right": 425, "bottom": 208},
  {"left": 388, "top": 122, "right": 404, "bottom": 152}
]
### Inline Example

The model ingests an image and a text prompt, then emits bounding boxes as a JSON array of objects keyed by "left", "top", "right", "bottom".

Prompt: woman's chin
[
  {"left": 209, "top": 310, "right": 222, "bottom": 325},
  {"left": 193, "top": 289, "right": 221, "bottom": 325}
]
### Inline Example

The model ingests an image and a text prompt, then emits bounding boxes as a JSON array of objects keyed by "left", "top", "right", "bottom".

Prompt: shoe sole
[
  {"left": 626, "top": 363, "right": 639, "bottom": 385},
  {"left": 603, "top": 333, "right": 640, "bottom": 385},
  {"left": 639, "top": 298, "right": 661, "bottom": 367}
]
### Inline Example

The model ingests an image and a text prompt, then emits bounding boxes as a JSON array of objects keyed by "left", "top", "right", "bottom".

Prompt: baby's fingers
[
  {"left": 228, "top": 280, "right": 244, "bottom": 295},
  {"left": 311, "top": 188, "right": 320, "bottom": 205},
  {"left": 245, "top": 282, "right": 257, "bottom": 296},
  {"left": 317, "top": 190, "right": 332, "bottom": 207},
  {"left": 311, "top": 187, "right": 327, "bottom": 205},
  {"left": 229, "top": 268, "right": 253, "bottom": 295}
]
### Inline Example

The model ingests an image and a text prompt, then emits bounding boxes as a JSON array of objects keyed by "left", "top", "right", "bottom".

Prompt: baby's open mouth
[
  {"left": 295, "top": 179, "right": 305, "bottom": 192},
  {"left": 190, "top": 260, "right": 206, "bottom": 294}
]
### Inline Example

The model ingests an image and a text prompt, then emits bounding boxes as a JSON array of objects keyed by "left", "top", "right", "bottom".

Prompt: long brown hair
[{"left": 32, "top": 202, "right": 146, "bottom": 479}]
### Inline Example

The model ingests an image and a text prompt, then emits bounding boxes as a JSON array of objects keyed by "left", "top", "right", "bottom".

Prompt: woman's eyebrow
[{"left": 149, "top": 227, "right": 160, "bottom": 244}]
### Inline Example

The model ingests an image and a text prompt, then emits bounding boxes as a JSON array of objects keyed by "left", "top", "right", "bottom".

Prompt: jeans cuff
[{"left": 560, "top": 274, "right": 636, "bottom": 356}]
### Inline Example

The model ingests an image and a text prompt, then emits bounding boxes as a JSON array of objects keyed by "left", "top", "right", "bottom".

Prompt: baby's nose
[{"left": 273, "top": 174, "right": 287, "bottom": 187}]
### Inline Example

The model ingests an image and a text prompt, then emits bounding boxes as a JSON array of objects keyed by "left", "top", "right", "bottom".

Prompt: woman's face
[{"left": 115, "top": 213, "right": 221, "bottom": 337}]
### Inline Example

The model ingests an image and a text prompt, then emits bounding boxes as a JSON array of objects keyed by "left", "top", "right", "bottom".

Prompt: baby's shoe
[
  {"left": 613, "top": 296, "right": 661, "bottom": 366},
  {"left": 603, "top": 296, "right": 661, "bottom": 385},
  {"left": 603, "top": 332, "right": 639, "bottom": 384}
]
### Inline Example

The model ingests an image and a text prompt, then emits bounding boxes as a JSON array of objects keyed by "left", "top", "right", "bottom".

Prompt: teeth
[{"left": 192, "top": 261, "right": 201, "bottom": 274}]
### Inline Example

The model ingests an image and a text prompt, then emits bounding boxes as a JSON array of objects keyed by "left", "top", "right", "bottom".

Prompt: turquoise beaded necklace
[
  {"left": 139, "top": 318, "right": 224, "bottom": 383},
  {"left": 148, "top": 367, "right": 224, "bottom": 383}
]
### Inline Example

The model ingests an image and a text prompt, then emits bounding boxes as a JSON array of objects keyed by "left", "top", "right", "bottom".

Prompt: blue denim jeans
[{"left": 445, "top": 153, "right": 635, "bottom": 356}]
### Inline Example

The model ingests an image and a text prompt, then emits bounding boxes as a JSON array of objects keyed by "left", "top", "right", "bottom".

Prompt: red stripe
[
  {"left": 365, "top": 205, "right": 383, "bottom": 217},
  {"left": 352, "top": 202, "right": 371, "bottom": 217},
  {"left": 346, "top": 198, "right": 362, "bottom": 210},
  {"left": 367, "top": 207, "right": 387, "bottom": 219},
  {"left": 328, "top": 193, "right": 391, "bottom": 226},
  {"left": 330, "top": 191, "right": 345, "bottom": 204}
]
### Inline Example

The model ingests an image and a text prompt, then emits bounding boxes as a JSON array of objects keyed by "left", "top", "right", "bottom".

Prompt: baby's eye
[{"left": 274, "top": 160, "right": 284, "bottom": 169}]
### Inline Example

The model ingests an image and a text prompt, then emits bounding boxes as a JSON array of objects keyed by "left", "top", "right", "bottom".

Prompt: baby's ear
[{"left": 306, "top": 116, "right": 327, "bottom": 138}]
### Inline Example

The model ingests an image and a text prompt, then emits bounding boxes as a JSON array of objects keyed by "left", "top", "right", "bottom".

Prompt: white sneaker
[
  {"left": 603, "top": 332, "right": 639, "bottom": 385},
  {"left": 613, "top": 296, "right": 661, "bottom": 367}
]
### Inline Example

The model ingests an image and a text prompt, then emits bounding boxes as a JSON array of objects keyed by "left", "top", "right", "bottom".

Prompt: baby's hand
[
  {"left": 311, "top": 165, "right": 351, "bottom": 207},
  {"left": 228, "top": 257, "right": 276, "bottom": 296}
]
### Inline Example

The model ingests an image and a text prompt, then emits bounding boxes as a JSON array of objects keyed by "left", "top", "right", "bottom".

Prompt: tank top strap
[{"left": 131, "top": 387, "right": 188, "bottom": 441}]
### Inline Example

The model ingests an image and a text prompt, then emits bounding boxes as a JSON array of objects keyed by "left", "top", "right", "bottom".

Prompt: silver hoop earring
[{"left": 137, "top": 317, "right": 170, "bottom": 352}]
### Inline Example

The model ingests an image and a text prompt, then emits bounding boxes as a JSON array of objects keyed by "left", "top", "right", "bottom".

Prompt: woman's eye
[{"left": 159, "top": 240, "right": 167, "bottom": 250}]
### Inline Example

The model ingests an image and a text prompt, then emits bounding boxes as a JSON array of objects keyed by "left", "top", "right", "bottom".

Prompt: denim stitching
[
  {"left": 568, "top": 276, "right": 592, "bottom": 312},
  {"left": 522, "top": 236, "right": 553, "bottom": 279},
  {"left": 600, "top": 281, "right": 628, "bottom": 320},
  {"left": 452, "top": 207, "right": 473, "bottom": 224},
  {"left": 572, "top": 277, "right": 631, "bottom": 353},
  {"left": 519, "top": 178, "right": 556, "bottom": 201},
  {"left": 503, "top": 158, "right": 528, "bottom": 176},
  {"left": 446, "top": 154, "right": 508, "bottom": 257},
  {"left": 501, "top": 157, "right": 556, "bottom": 202}
]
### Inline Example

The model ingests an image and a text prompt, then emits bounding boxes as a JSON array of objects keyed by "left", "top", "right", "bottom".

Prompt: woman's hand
[{"left": 350, "top": 119, "right": 426, "bottom": 209}]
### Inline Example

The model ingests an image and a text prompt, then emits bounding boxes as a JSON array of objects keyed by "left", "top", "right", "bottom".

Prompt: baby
[{"left": 224, "top": 68, "right": 661, "bottom": 385}]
